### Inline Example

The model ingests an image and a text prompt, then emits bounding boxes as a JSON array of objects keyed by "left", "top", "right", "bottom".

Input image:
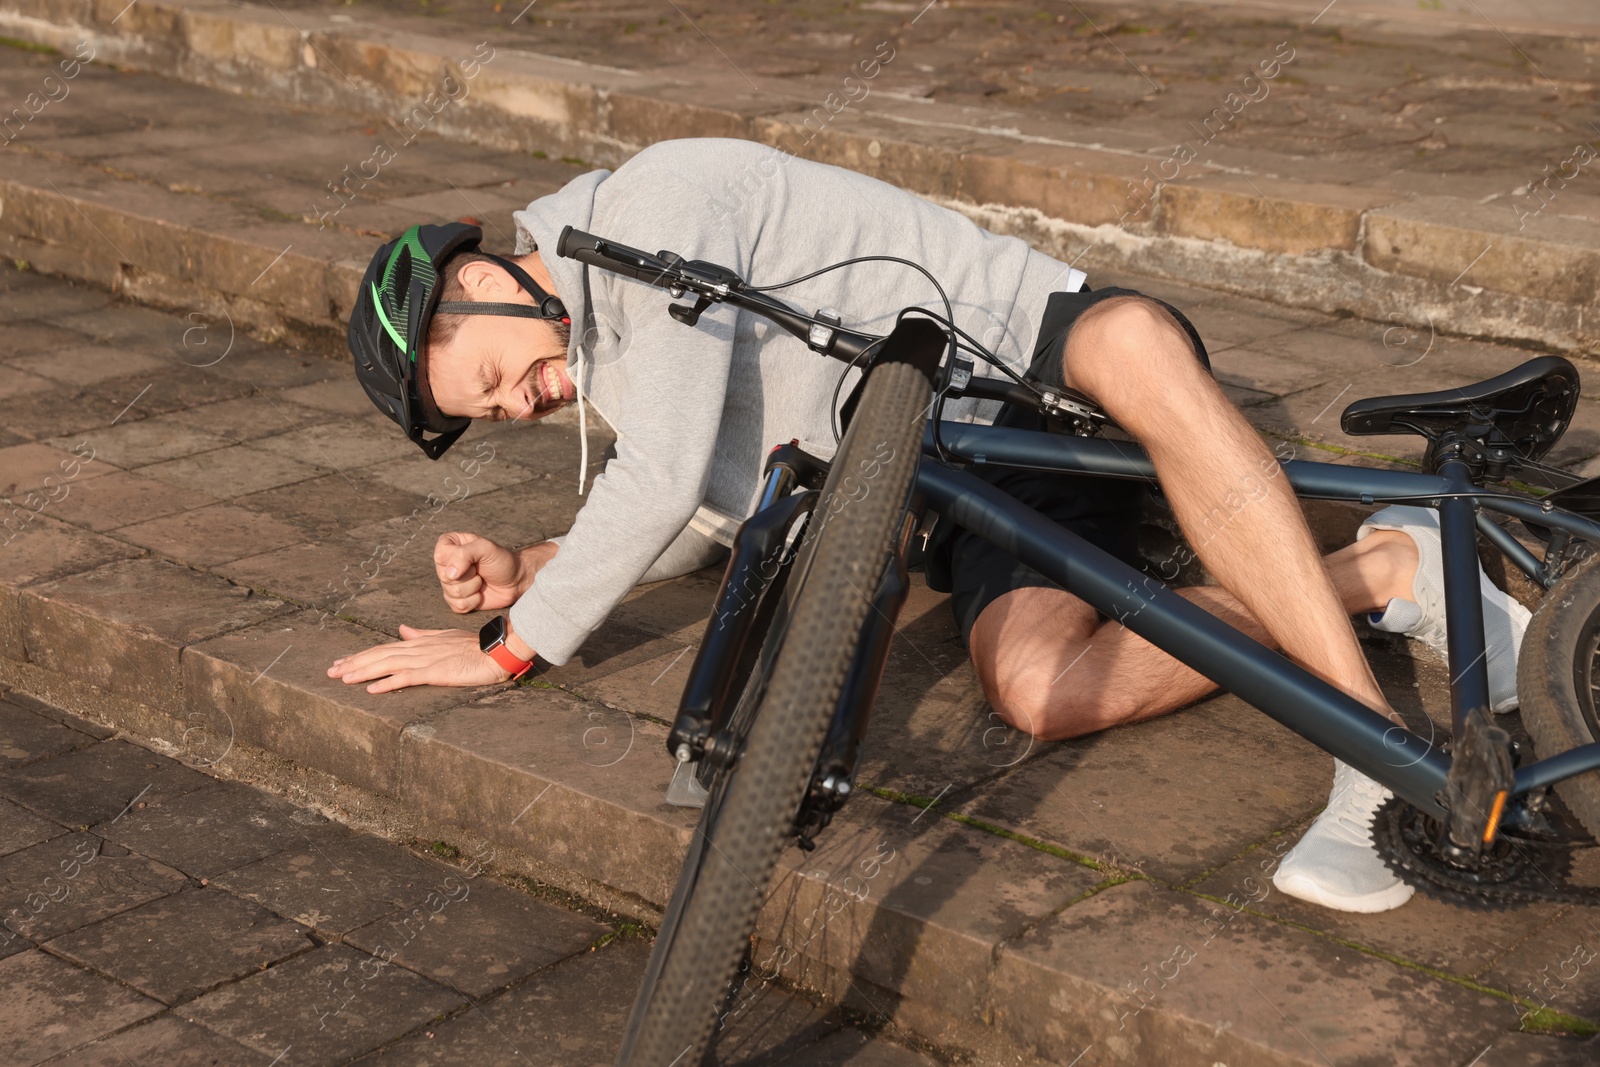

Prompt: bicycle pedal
[{"left": 1440, "top": 706, "right": 1516, "bottom": 857}]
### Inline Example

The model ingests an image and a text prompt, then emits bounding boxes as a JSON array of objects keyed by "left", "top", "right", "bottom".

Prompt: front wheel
[
  {"left": 1517, "top": 553, "right": 1600, "bottom": 838},
  {"left": 615, "top": 359, "right": 931, "bottom": 1067}
]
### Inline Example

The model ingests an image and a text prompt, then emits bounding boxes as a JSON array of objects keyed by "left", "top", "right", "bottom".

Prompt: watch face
[{"left": 479, "top": 615, "right": 507, "bottom": 651}]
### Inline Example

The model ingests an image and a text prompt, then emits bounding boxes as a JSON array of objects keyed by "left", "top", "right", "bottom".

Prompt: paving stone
[
  {"left": 0, "top": 318, "right": 95, "bottom": 354},
  {"left": 235, "top": 474, "right": 433, "bottom": 542},
  {"left": 0, "top": 949, "right": 163, "bottom": 1065},
  {"left": 0, "top": 741, "right": 214, "bottom": 829},
  {"left": 44, "top": 469, "right": 220, "bottom": 532},
  {"left": 0, "top": 797, "right": 63, "bottom": 858},
  {"left": 49, "top": 302, "right": 195, "bottom": 352},
  {"left": 470, "top": 418, "right": 616, "bottom": 487},
  {"left": 345, "top": 870, "right": 605, "bottom": 997},
  {"left": 13, "top": 343, "right": 171, "bottom": 386},
  {"left": 182, "top": 610, "right": 473, "bottom": 799},
  {"left": 23, "top": 557, "right": 291, "bottom": 711},
  {"left": 88, "top": 368, "right": 261, "bottom": 421},
  {"left": 0, "top": 438, "right": 120, "bottom": 502},
  {"left": 0, "top": 832, "right": 187, "bottom": 944},
  {"left": 1177, "top": 299, "right": 1320, "bottom": 354},
  {"left": 280, "top": 379, "right": 384, "bottom": 417},
  {"left": 1476, "top": 904, "right": 1600, "bottom": 1026},
  {"left": 253, "top": 416, "right": 411, "bottom": 472},
  {"left": 609, "top": 565, "right": 728, "bottom": 643},
  {"left": 1209, "top": 340, "right": 1343, "bottom": 398},
  {"left": 95, "top": 780, "right": 342, "bottom": 881},
  {"left": 115, "top": 501, "right": 311, "bottom": 567},
  {"left": 759, "top": 792, "right": 1102, "bottom": 1043},
  {"left": 0, "top": 700, "right": 97, "bottom": 771},
  {"left": 0, "top": 384, "right": 127, "bottom": 442},
  {"left": 352, "top": 936, "right": 651, "bottom": 1065},
  {"left": 397, "top": 686, "right": 695, "bottom": 907},
  {"left": 990, "top": 880, "right": 1512, "bottom": 1067},
  {"left": 47, "top": 887, "right": 314, "bottom": 1005},
  {"left": 160, "top": 394, "right": 338, "bottom": 445},
  {"left": 575, "top": 641, "right": 702, "bottom": 722},
  {"left": 529, "top": 620, "right": 690, "bottom": 692},
  {"left": 342, "top": 580, "right": 483, "bottom": 639},
  {"left": 0, "top": 513, "right": 145, "bottom": 588},
  {"left": 1469, "top": 1031, "right": 1600, "bottom": 1066},
  {"left": 137, "top": 445, "right": 327, "bottom": 499},
  {"left": 0, "top": 278, "right": 111, "bottom": 323},
  {"left": 212, "top": 826, "right": 465, "bottom": 937},
  {"left": 789, "top": 1028, "right": 940, "bottom": 1066},
  {"left": 1191, "top": 820, "right": 1564, "bottom": 988},
  {"left": 200, "top": 347, "right": 346, "bottom": 391},
  {"left": 850, "top": 581, "right": 993, "bottom": 799},
  {"left": 362, "top": 452, "right": 538, "bottom": 499},
  {"left": 38, "top": 1014, "right": 275, "bottom": 1066},
  {"left": 50, "top": 418, "right": 232, "bottom": 470},
  {"left": 0, "top": 692, "right": 116, "bottom": 740},
  {"left": 0, "top": 367, "right": 56, "bottom": 401},
  {"left": 180, "top": 941, "right": 465, "bottom": 1066},
  {"left": 953, "top": 692, "right": 1332, "bottom": 883},
  {"left": 380, "top": 476, "right": 586, "bottom": 553}
]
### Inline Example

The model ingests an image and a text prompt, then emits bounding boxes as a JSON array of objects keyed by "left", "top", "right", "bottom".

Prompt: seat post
[{"left": 1434, "top": 441, "right": 1491, "bottom": 738}]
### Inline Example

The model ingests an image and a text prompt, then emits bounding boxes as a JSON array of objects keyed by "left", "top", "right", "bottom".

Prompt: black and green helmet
[{"left": 348, "top": 222, "right": 569, "bottom": 459}]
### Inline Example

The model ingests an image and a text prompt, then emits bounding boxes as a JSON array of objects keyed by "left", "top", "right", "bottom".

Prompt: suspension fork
[
  {"left": 796, "top": 498, "right": 925, "bottom": 845},
  {"left": 668, "top": 444, "right": 829, "bottom": 762}
]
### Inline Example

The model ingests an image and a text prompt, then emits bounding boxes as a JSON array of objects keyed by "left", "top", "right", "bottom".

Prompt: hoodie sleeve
[{"left": 507, "top": 177, "right": 746, "bottom": 665}]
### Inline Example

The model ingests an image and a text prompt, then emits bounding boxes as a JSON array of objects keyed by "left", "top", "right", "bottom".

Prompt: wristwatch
[{"left": 479, "top": 616, "right": 534, "bottom": 680}]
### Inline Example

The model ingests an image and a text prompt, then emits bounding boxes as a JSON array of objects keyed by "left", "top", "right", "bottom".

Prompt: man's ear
[{"left": 458, "top": 258, "right": 519, "bottom": 298}]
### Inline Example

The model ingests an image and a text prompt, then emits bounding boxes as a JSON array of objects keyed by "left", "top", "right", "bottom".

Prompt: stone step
[{"left": 0, "top": 0, "right": 1597, "bottom": 354}]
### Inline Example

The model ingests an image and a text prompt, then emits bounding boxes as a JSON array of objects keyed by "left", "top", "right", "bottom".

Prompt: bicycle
[{"left": 554, "top": 226, "right": 1600, "bottom": 1067}]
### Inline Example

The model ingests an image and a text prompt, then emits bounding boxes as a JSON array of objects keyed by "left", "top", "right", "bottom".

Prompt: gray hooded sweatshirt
[{"left": 507, "top": 137, "right": 1085, "bottom": 665}]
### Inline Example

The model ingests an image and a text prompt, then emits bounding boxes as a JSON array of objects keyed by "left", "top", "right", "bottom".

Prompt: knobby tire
[{"left": 615, "top": 360, "right": 931, "bottom": 1067}]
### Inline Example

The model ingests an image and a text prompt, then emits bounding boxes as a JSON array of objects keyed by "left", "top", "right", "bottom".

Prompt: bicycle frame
[{"left": 921, "top": 423, "right": 1600, "bottom": 817}]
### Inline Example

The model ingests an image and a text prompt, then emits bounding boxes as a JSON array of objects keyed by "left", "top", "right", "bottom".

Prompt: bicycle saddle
[{"left": 1341, "top": 356, "right": 1580, "bottom": 470}]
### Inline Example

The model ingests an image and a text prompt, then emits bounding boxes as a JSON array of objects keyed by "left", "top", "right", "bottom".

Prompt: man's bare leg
[
  {"left": 1061, "top": 297, "right": 1392, "bottom": 716},
  {"left": 972, "top": 530, "right": 1419, "bottom": 740}
]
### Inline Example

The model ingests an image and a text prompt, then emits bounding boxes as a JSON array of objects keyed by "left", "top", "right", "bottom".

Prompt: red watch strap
[{"left": 485, "top": 641, "right": 533, "bottom": 679}]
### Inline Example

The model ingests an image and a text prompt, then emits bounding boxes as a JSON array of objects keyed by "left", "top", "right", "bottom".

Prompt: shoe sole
[{"left": 1272, "top": 870, "right": 1415, "bottom": 913}]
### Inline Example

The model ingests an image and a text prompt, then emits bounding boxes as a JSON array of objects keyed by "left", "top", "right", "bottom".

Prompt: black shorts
[{"left": 922, "top": 286, "right": 1212, "bottom": 646}]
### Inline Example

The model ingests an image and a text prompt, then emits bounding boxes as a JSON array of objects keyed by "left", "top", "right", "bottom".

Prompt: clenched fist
[{"left": 433, "top": 532, "right": 559, "bottom": 613}]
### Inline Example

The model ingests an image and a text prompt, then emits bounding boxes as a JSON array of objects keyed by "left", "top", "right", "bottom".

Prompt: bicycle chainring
[{"left": 1373, "top": 795, "right": 1600, "bottom": 907}]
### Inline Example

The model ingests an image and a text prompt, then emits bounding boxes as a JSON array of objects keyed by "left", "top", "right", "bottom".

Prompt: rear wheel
[
  {"left": 1517, "top": 553, "right": 1600, "bottom": 837},
  {"left": 615, "top": 360, "right": 931, "bottom": 1067}
]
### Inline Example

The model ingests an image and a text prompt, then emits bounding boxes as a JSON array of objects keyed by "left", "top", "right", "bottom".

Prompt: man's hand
[
  {"left": 435, "top": 532, "right": 527, "bottom": 612},
  {"left": 326, "top": 625, "right": 510, "bottom": 693}
]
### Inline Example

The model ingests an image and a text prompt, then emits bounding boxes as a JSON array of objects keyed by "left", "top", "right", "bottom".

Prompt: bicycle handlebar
[
  {"left": 554, "top": 225, "right": 1106, "bottom": 427},
  {"left": 557, "top": 225, "right": 881, "bottom": 365}
]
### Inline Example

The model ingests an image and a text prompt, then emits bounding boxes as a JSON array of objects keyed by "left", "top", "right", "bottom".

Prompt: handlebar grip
[
  {"left": 557, "top": 225, "right": 679, "bottom": 288},
  {"left": 555, "top": 224, "right": 598, "bottom": 260}
]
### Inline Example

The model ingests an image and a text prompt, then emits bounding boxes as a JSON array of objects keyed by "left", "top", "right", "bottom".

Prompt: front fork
[
  {"left": 794, "top": 504, "right": 922, "bottom": 849},
  {"left": 666, "top": 441, "right": 922, "bottom": 850}
]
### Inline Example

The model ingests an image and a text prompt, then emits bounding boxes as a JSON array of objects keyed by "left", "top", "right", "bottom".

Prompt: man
[{"left": 331, "top": 138, "right": 1528, "bottom": 913}]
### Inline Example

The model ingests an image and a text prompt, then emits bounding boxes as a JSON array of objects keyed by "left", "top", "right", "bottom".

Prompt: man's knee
[
  {"left": 1064, "top": 295, "right": 1200, "bottom": 403},
  {"left": 983, "top": 656, "right": 1122, "bottom": 742}
]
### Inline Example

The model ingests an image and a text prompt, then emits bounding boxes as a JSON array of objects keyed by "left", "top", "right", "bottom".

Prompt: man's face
[
  {"left": 429, "top": 314, "right": 573, "bottom": 424},
  {"left": 425, "top": 259, "right": 575, "bottom": 425}
]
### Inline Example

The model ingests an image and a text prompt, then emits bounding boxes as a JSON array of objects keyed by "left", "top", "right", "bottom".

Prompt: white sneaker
[
  {"left": 1357, "top": 505, "right": 1530, "bottom": 713},
  {"left": 1272, "top": 760, "right": 1415, "bottom": 913}
]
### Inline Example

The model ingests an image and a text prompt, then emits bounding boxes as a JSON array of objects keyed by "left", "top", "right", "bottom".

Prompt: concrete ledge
[{"left": 0, "top": 0, "right": 1596, "bottom": 354}]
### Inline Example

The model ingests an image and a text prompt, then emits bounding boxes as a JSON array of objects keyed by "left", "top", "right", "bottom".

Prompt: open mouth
[{"left": 533, "top": 361, "right": 567, "bottom": 412}]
